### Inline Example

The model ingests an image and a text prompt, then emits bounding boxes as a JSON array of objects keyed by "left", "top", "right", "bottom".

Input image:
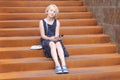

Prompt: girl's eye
[{"left": 49, "top": 8, "right": 55, "bottom": 13}]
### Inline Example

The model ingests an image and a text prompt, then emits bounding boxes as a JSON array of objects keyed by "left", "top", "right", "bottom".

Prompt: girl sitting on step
[{"left": 39, "top": 4, "right": 69, "bottom": 74}]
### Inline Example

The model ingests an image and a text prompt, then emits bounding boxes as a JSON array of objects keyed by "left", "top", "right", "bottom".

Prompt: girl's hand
[
  {"left": 54, "top": 36, "right": 59, "bottom": 40},
  {"left": 49, "top": 36, "right": 56, "bottom": 41},
  {"left": 55, "top": 35, "right": 64, "bottom": 40}
]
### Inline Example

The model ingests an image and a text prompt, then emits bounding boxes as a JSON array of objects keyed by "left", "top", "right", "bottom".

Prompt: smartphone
[{"left": 59, "top": 34, "right": 64, "bottom": 38}]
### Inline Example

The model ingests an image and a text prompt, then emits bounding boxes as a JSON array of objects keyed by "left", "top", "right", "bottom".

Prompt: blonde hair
[{"left": 45, "top": 4, "right": 59, "bottom": 17}]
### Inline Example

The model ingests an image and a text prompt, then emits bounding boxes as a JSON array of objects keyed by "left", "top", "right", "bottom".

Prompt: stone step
[
  {"left": 0, "top": 26, "right": 103, "bottom": 36},
  {"left": 0, "top": 65, "right": 120, "bottom": 80},
  {"left": 0, "top": 12, "right": 92, "bottom": 20},
  {"left": 0, "top": 6, "right": 87, "bottom": 13},
  {"left": 0, "top": 34, "right": 110, "bottom": 47},
  {"left": 0, "top": 54, "right": 120, "bottom": 73},
  {"left": 0, "top": 19, "right": 97, "bottom": 28},
  {"left": 0, "top": 1, "right": 83, "bottom": 7},
  {"left": 0, "top": 0, "right": 119, "bottom": 80},
  {"left": 0, "top": 44, "right": 117, "bottom": 59}
]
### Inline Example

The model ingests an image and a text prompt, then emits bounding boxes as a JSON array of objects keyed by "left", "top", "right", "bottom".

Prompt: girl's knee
[
  {"left": 56, "top": 42, "right": 62, "bottom": 48},
  {"left": 49, "top": 41, "right": 56, "bottom": 48}
]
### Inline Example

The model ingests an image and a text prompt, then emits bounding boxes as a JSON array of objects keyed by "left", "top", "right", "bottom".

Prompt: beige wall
[{"left": 83, "top": 0, "right": 120, "bottom": 53}]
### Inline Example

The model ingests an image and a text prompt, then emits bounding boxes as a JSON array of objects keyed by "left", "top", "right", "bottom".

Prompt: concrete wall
[{"left": 83, "top": 0, "right": 120, "bottom": 53}]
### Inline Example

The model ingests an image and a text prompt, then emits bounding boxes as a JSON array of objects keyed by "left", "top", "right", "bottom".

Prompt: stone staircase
[{"left": 0, "top": 0, "right": 120, "bottom": 80}]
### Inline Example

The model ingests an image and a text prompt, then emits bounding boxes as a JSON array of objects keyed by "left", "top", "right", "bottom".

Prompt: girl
[{"left": 39, "top": 4, "right": 69, "bottom": 74}]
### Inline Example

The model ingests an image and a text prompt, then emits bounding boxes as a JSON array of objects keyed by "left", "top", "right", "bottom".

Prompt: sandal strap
[
  {"left": 56, "top": 66, "right": 62, "bottom": 70},
  {"left": 62, "top": 66, "right": 67, "bottom": 69}
]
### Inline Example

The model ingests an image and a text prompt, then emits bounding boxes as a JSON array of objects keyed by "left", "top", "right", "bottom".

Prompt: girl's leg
[
  {"left": 49, "top": 41, "right": 60, "bottom": 66},
  {"left": 56, "top": 42, "right": 66, "bottom": 66},
  {"left": 49, "top": 41, "right": 63, "bottom": 74},
  {"left": 56, "top": 42, "right": 69, "bottom": 73}
]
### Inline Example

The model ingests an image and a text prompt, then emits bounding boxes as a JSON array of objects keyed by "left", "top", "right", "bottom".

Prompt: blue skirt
[{"left": 40, "top": 38, "right": 69, "bottom": 58}]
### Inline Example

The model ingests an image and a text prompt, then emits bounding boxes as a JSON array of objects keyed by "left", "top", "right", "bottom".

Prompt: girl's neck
[
  {"left": 46, "top": 16, "right": 55, "bottom": 22},
  {"left": 45, "top": 17, "right": 55, "bottom": 25}
]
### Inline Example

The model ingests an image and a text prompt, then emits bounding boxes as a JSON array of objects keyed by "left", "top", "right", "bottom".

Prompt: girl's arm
[
  {"left": 55, "top": 20, "right": 60, "bottom": 38},
  {"left": 39, "top": 20, "right": 55, "bottom": 40}
]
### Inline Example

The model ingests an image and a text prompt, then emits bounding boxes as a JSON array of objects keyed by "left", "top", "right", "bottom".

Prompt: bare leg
[
  {"left": 56, "top": 42, "right": 69, "bottom": 73},
  {"left": 56, "top": 42, "right": 66, "bottom": 66},
  {"left": 49, "top": 41, "right": 60, "bottom": 66}
]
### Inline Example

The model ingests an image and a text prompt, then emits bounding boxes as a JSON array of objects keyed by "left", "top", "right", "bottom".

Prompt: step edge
[
  {"left": 0, "top": 65, "right": 120, "bottom": 79},
  {"left": 0, "top": 54, "right": 120, "bottom": 64}
]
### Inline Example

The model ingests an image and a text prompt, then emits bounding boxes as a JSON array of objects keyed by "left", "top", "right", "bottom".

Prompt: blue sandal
[
  {"left": 62, "top": 66, "right": 69, "bottom": 74},
  {"left": 55, "top": 66, "right": 63, "bottom": 74}
]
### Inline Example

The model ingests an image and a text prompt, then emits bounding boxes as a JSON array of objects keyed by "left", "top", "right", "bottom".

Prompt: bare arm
[{"left": 55, "top": 20, "right": 60, "bottom": 38}]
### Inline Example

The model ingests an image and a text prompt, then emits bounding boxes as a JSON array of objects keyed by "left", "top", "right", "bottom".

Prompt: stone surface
[{"left": 83, "top": 0, "right": 120, "bottom": 53}]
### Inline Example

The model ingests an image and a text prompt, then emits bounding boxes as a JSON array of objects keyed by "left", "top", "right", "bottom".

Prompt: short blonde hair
[{"left": 45, "top": 4, "right": 59, "bottom": 17}]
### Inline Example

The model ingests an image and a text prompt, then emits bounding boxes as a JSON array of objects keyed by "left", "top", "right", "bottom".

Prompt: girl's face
[{"left": 47, "top": 6, "right": 56, "bottom": 18}]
